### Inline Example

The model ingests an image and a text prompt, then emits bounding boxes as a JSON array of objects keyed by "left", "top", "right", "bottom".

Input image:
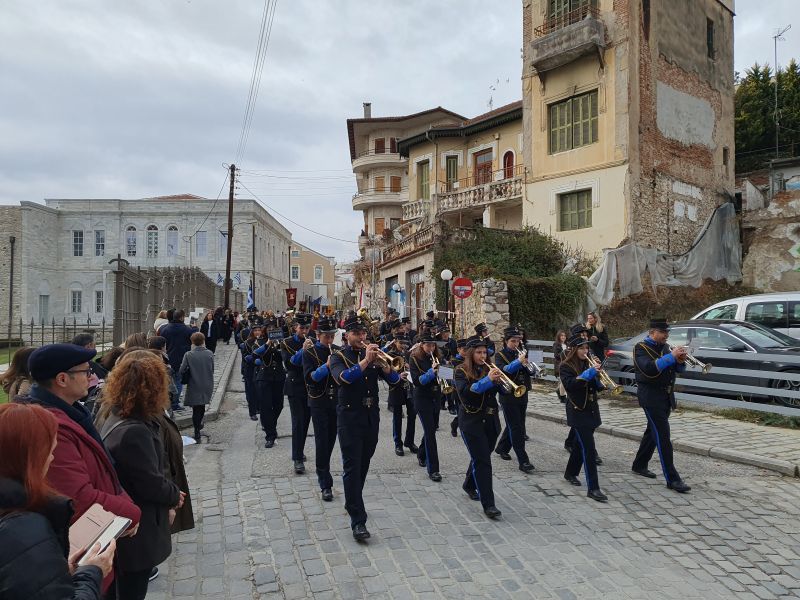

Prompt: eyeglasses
[{"left": 65, "top": 368, "right": 92, "bottom": 377}]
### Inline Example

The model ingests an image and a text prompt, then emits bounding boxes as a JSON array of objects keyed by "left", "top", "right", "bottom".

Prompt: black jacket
[
  {"left": 634, "top": 338, "right": 684, "bottom": 409},
  {"left": 0, "top": 478, "right": 103, "bottom": 600},
  {"left": 160, "top": 320, "right": 196, "bottom": 372},
  {"left": 587, "top": 326, "right": 609, "bottom": 360},
  {"left": 409, "top": 352, "right": 441, "bottom": 401},
  {"left": 99, "top": 414, "right": 180, "bottom": 573},
  {"left": 302, "top": 342, "right": 338, "bottom": 402},
  {"left": 559, "top": 358, "right": 602, "bottom": 429},
  {"left": 281, "top": 335, "right": 308, "bottom": 398}
]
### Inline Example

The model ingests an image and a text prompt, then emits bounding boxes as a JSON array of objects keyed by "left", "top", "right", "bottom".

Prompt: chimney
[{"left": 363, "top": 102, "right": 372, "bottom": 118}]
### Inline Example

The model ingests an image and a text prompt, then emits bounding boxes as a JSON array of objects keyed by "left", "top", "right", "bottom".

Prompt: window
[
  {"left": 126, "top": 226, "right": 137, "bottom": 256},
  {"left": 706, "top": 18, "right": 715, "bottom": 59},
  {"left": 291, "top": 248, "right": 300, "bottom": 258},
  {"left": 549, "top": 90, "right": 599, "bottom": 153},
  {"left": 446, "top": 155, "right": 459, "bottom": 191},
  {"left": 38, "top": 295, "right": 49, "bottom": 323},
  {"left": 72, "top": 230, "right": 84, "bottom": 257},
  {"left": 291, "top": 265, "right": 300, "bottom": 280},
  {"left": 548, "top": 0, "right": 593, "bottom": 28},
  {"left": 390, "top": 218, "right": 400, "bottom": 230},
  {"left": 195, "top": 231, "right": 207, "bottom": 258},
  {"left": 790, "top": 302, "right": 800, "bottom": 328},
  {"left": 474, "top": 149, "right": 493, "bottom": 185},
  {"left": 94, "top": 230, "right": 105, "bottom": 257},
  {"left": 642, "top": 0, "right": 650, "bottom": 41},
  {"left": 698, "top": 304, "right": 737, "bottom": 320},
  {"left": 71, "top": 290, "right": 82, "bottom": 314},
  {"left": 314, "top": 265, "right": 323, "bottom": 283},
  {"left": 374, "top": 138, "right": 385, "bottom": 154},
  {"left": 146, "top": 225, "right": 158, "bottom": 258},
  {"left": 559, "top": 189, "right": 592, "bottom": 231},
  {"left": 417, "top": 160, "right": 430, "bottom": 200},
  {"left": 219, "top": 230, "right": 228, "bottom": 259},
  {"left": 690, "top": 327, "right": 740, "bottom": 350},
  {"left": 389, "top": 137, "right": 398, "bottom": 153},
  {"left": 665, "top": 328, "right": 690, "bottom": 347},
  {"left": 167, "top": 226, "right": 178, "bottom": 257},
  {"left": 723, "top": 147, "right": 729, "bottom": 173},
  {"left": 744, "top": 302, "right": 788, "bottom": 330},
  {"left": 390, "top": 176, "right": 402, "bottom": 193},
  {"left": 503, "top": 151, "right": 515, "bottom": 179},
  {"left": 374, "top": 176, "right": 385, "bottom": 192},
  {"left": 374, "top": 218, "right": 386, "bottom": 236},
  {"left": 95, "top": 290, "right": 104, "bottom": 314}
]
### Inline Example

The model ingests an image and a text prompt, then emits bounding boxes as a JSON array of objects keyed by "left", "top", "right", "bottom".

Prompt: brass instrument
[
  {"left": 484, "top": 360, "right": 527, "bottom": 398},
  {"left": 587, "top": 350, "right": 623, "bottom": 395},
  {"left": 668, "top": 344, "right": 712, "bottom": 374},
  {"left": 431, "top": 354, "right": 455, "bottom": 395},
  {"left": 517, "top": 348, "right": 545, "bottom": 377},
  {"left": 374, "top": 348, "right": 404, "bottom": 371}
]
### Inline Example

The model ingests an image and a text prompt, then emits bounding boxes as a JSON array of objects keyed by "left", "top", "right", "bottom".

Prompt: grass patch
[{"left": 713, "top": 408, "right": 800, "bottom": 429}]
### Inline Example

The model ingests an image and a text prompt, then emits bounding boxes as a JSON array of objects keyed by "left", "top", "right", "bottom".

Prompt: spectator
[
  {"left": 99, "top": 350, "right": 183, "bottom": 600},
  {"left": 98, "top": 347, "right": 124, "bottom": 374},
  {"left": 585, "top": 312, "right": 609, "bottom": 359},
  {"left": 147, "top": 336, "right": 178, "bottom": 408},
  {"left": 199, "top": 311, "right": 218, "bottom": 354},
  {"left": 179, "top": 332, "right": 214, "bottom": 442},
  {"left": 152, "top": 310, "right": 169, "bottom": 337},
  {"left": 0, "top": 403, "right": 117, "bottom": 600},
  {"left": 221, "top": 309, "right": 235, "bottom": 345},
  {"left": 71, "top": 333, "right": 109, "bottom": 380},
  {"left": 124, "top": 333, "right": 148, "bottom": 350},
  {"left": 553, "top": 330, "right": 568, "bottom": 403},
  {"left": 1, "top": 346, "right": 36, "bottom": 401},
  {"left": 159, "top": 309, "right": 195, "bottom": 411}
]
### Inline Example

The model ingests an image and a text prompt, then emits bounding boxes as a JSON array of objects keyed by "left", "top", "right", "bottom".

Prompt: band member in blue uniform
[
  {"left": 253, "top": 324, "right": 285, "bottom": 448},
  {"left": 437, "top": 325, "right": 458, "bottom": 415},
  {"left": 563, "top": 324, "right": 603, "bottom": 466},
  {"left": 239, "top": 323, "right": 259, "bottom": 420},
  {"left": 631, "top": 318, "right": 691, "bottom": 493},
  {"left": 474, "top": 323, "right": 496, "bottom": 358},
  {"left": 330, "top": 315, "right": 400, "bottom": 540},
  {"left": 449, "top": 338, "right": 467, "bottom": 438},
  {"left": 493, "top": 326, "right": 535, "bottom": 473},
  {"left": 409, "top": 330, "right": 443, "bottom": 482},
  {"left": 281, "top": 312, "right": 314, "bottom": 474},
  {"left": 454, "top": 337, "right": 504, "bottom": 519},
  {"left": 302, "top": 316, "right": 340, "bottom": 502},
  {"left": 559, "top": 333, "right": 608, "bottom": 503},
  {"left": 386, "top": 334, "right": 418, "bottom": 457}
]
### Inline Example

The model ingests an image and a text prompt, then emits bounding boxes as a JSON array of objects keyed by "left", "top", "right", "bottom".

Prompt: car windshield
[{"left": 719, "top": 323, "right": 792, "bottom": 348}]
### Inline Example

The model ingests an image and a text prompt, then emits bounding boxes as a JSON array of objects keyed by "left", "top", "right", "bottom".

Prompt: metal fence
[
  {"left": 1, "top": 317, "right": 113, "bottom": 365},
  {"left": 526, "top": 340, "right": 800, "bottom": 418}
]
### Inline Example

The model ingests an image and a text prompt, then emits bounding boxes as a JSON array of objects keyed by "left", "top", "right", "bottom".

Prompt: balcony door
[
  {"left": 474, "top": 149, "right": 492, "bottom": 185},
  {"left": 445, "top": 155, "right": 459, "bottom": 191},
  {"left": 503, "top": 151, "right": 514, "bottom": 179}
]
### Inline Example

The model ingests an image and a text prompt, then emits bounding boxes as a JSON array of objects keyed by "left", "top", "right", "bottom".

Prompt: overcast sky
[{"left": 1, "top": 1, "right": 797, "bottom": 262}]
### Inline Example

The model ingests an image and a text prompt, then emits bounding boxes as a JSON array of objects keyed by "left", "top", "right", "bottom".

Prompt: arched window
[
  {"left": 146, "top": 225, "right": 159, "bottom": 258},
  {"left": 166, "top": 226, "right": 178, "bottom": 257},
  {"left": 503, "top": 151, "right": 515, "bottom": 180},
  {"left": 126, "top": 226, "right": 137, "bottom": 257}
]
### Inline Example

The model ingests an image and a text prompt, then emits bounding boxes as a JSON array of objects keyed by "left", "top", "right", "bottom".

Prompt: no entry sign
[{"left": 452, "top": 277, "right": 473, "bottom": 299}]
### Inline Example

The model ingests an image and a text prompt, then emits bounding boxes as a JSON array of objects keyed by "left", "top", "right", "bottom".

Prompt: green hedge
[{"left": 507, "top": 274, "right": 585, "bottom": 338}]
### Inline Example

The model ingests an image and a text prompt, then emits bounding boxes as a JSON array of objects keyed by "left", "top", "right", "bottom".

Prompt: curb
[
  {"left": 174, "top": 347, "right": 238, "bottom": 430},
  {"left": 528, "top": 408, "right": 800, "bottom": 478}
]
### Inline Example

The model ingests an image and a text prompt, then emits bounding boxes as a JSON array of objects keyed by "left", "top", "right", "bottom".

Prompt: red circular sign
[{"left": 452, "top": 277, "right": 473, "bottom": 299}]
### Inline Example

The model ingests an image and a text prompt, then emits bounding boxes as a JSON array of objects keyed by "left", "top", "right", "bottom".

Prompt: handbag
[{"left": 181, "top": 364, "right": 191, "bottom": 385}]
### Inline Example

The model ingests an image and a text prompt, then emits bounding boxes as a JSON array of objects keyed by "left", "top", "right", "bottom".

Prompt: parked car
[
  {"left": 603, "top": 320, "right": 800, "bottom": 408},
  {"left": 691, "top": 292, "right": 800, "bottom": 339}
]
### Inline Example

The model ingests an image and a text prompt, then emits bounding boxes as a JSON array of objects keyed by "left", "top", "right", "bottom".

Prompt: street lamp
[
  {"left": 392, "top": 283, "right": 403, "bottom": 318},
  {"left": 440, "top": 269, "right": 453, "bottom": 329}
]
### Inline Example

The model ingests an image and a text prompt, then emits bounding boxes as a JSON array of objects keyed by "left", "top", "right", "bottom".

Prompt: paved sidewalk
[
  {"left": 527, "top": 388, "right": 800, "bottom": 476},
  {"left": 173, "top": 342, "right": 238, "bottom": 429}
]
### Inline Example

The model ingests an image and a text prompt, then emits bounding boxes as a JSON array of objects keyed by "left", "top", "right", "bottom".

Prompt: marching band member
[
  {"left": 409, "top": 330, "right": 443, "bottom": 482},
  {"left": 474, "top": 323, "right": 496, "bottom": 357},
  {"left": 631, "top": 318, "right": 691, "bottom": 493},
  {"left": 449, "top": 338, "right": 467, "bottom": 438},
  {"left": 330, "top": 315, "right": 400, "bottom": 541},
  {"left": 437, "top": 325, "right": 457, "bottom": 415},
  {"left": 401, "top": 317, "right": 416, "bottom": 345},
  {"left": 386, "top": 335, "right": 418, "bottom": 457},
  {"left": 239, "top": 322, "right": 258, "bottom": 421},
  {"left": 281, "top": 313, "right": 314, "bottom": 474},
  {"left": 454, "top": 337, "right": 504, "bottom": 519},
  {"left": 253, "top": 324, "right": 285, "bottom": 448},
  {"left": 559, "top": 333, "right": 608, "bottom": 503},
  {"left": 493, "top": 326, "right": 535, "bottom": 474},
  {"left": 563, "top": 324, "right": 603, "bottom": 467},
  {"left": 302, "top": 316, "right": 340, "bottom": 502}
]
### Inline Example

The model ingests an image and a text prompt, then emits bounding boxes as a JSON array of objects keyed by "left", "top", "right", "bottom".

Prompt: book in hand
[{"left": 69, "top": 503, "right": 131, "bottom": 566}]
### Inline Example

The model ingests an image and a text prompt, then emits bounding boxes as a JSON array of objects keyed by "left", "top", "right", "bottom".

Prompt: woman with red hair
[{"left": 0, "top": 402, "right": 116, "bottom": 599}]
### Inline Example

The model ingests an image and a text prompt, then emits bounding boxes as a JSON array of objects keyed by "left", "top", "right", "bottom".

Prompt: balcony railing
[
  {"left": 534, "top": 4, "right": 600, "bottom": 37},
  {"left": 352, "top": 189, "right": 404, "bottom": 210},
  {"left": 402, "top": 200, "right": 431, "bottom": 221},
  {"left": 380, "top": 223, "right": 437, "bottom": 265},
  {"left": 436, "top": 167, "right": 523, "bottom": 215},
  {"left": 437, "top": 164, "right": 524, "bottom": 194}
]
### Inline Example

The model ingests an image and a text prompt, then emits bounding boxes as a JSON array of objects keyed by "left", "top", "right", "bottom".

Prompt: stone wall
[
  {"left": 454, "top": 278, "right": 510, "bottom": 340},
  {"left": 742, "top": 194, "right": 800, "bottom": 292},
  {"left": 0, "top": 207, "right": 23, "bottom": 335}
]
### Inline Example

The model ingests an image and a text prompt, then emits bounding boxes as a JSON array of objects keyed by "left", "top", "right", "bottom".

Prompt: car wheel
[{"left": 770, "top": 369, "right": 800, "bottom": 408}]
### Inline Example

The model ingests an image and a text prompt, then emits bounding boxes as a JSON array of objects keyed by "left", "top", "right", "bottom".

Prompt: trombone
[
  {"left": 668, "top": 344, "right": 712, "bottom": 374},
  {"left": 431, "top": 354, "right": 455, "bottom": 395},
  {"left": 483, "top": 360, "right": 527, "bottom": 398}
]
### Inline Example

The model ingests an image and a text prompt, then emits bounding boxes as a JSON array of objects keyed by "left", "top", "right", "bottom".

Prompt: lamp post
[
  {"left": 392, "top": 283, "right": 403, "bottom": 318},
  {"left": 440, "top": 268, "right": 453, "bottom": 331}
]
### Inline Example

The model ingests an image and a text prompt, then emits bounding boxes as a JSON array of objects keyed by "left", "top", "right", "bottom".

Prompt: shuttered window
[{"left": 549, "top": 90, "right": 598, "bottom": 153}]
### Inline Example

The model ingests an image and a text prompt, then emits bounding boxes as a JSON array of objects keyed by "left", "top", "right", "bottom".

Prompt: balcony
[
  {"left": 436, "top": 166, "right": 523, "bottom": 216},
  {"left": 402, "top": 200, "right": 431, "bottom": 221},
  {"left": 380, "top": 223, "right": 437, "bottom": 267},
  {"left": 351, "top": 149, "right": 406, "bottom": 172},
  {"left": 352, "top": 189, "right": 404, "bottom": 210},
  {"left": 530, "top": 5, "right": 605, "bottom": 74}
]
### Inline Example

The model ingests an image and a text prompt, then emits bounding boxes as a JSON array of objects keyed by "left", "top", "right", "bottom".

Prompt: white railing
[
  {"left": 402, "top": 200, "right": 430, "bottom": 221},
  {"left": 437, "top": 176, "right": 523, "bottom": 214}
]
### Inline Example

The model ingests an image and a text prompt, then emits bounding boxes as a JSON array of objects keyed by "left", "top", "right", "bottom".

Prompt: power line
[{"left": 188, "top": 169, "right": 230, "bottom": 240}]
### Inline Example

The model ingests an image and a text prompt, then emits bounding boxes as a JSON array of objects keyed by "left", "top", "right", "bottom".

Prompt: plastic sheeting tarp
[{"left": 586, "top": 202, "right": 741, "bottom": 308}]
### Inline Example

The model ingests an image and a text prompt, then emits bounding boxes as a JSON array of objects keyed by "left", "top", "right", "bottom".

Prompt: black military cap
[
  {"left": 418, "top": 330, "right": 437, "bottom": 343},
  {"left": 294, "top": 312, "right": 313, "bottom": 327},
  {"left": 567, "top": 334, "right": 590, "bottom": 348},
  {"left": 317, "top": 316, "right": 338, "bottom": 333},
  {"left": 389, "top": 319, "right": 402, "bottom": 330},
  {"left": 474, "top": 323, "right": 488, "bottom": 334},
  {"left": 649, "top": 317, "right": 670, "bottom": 331},
  {"left": 401, "top": 317, "right": 411, "bottom": 324},
  {"left": 503, "top": 326, "right": 523, "bottom": 338},
  {"left": 343, "top": 315, "right": 366, "bottom": 332},
  {"left": 570, "top": 323, "right": 589, "bottom": 336},
  {"left": 425, "top": 310, "right": 436, "bottom": 320},
  {"left": 28, "top": 343, "right": 97, "bottom": 382},
  {"left": 465, "top": 336, "right": 488, "bottom": 349},
  {"left": 456, "top": 338, "right": 468, "bottom": 348}
]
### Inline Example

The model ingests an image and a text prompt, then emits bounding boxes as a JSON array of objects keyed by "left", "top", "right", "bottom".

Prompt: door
[
  {"left": 503, "top": 151, "right": 514, "bottom": 179},
  {"left": 687, "top": 326, "right": 751, "bottom": 392},
  {"left": 474, "top": 149, "right": 492, "bottom": 185},
  {"left": 414, "top": 282, "right": 425, "bottom": 327},
  {"left": 446, "top": 155, "right": 459, "bottom": 191},
  {"left": 374, "top": 138, "right": 385, "bottom": 154}
]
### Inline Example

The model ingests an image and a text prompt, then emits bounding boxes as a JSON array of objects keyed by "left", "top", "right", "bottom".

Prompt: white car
[{"left": 691, "top": 293, "right": 800, "bottom": 339}]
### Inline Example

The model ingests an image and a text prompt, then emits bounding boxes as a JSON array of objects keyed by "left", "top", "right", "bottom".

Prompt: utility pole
[
  {"left": 774, "top": 25, "right": 792, "bottom": 159},
  {"left": 224, "top": 163, "right": 236, "bottom": 309}
]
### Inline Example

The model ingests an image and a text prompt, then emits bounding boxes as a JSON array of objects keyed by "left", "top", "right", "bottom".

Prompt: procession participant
[
  {"left": 453, "top": 337, "right": 504, "bottom": 519},
  {"left": 474, "top": 323, "right": 496, "bottom": 357},
  {"left": 559, "top": 334, "right": 608, "bottom": 503},
  {"left": 409, "top": 330, "right": 443, "bottom": 482},
  {"left": 631, "top": 318, "right": 691, "bottom": 493},
  {"left": 379, "top": 308, "right": 398, "bottom": 339},
  {"left": 281, "top": 313, "right": 314, "bottom": 474},
  {"left": 563, "top": 324, "right": 603, "bottom": 467},
  {"left": 329, "top": 315, "right": 400, "bottom": 541},
  {"left": 253, "top": 324, "right": 285, "bottom": 448},
  {"left": 437, "top": 325, "right": 458, "bottom": 415},
  {"left": 240, "top": 323, "right": 260, "bottom": 421},
  {"left": 302, "top": 316, "right": 340, "bottom": 502},
  {"left": 492, "top": 326, "right": 535, "bottom": 474},
  {"left": 449, "top": 338, "right": 467, "bottom": 438},
  {"left": 386, "top": 334, "right": 417, "bottom": 457},
  {"left": 401, "top": 317, "right": 416, "bottom": 345}
]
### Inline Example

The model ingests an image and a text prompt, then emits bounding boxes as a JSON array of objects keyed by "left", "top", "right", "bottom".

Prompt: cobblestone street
[{"left": 148, "top": 365, "right": 800, "bottom": 600}]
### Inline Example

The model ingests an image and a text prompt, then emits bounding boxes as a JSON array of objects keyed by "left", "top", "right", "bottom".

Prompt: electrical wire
[{"left": 188, "top": 168, "right": 230, "bottom": 240}]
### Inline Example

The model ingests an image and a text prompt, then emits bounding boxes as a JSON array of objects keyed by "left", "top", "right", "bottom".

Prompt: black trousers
[
  {"left": 337, "top": 406, "right": 379, "bottom": 528},
  {"left": 564, "top": 427, "right": 576, "bottom": 449},
  {"left": 257, "top": 379, "right": 284, "bottom": 441},
  {"left": 391, "top": 398, "right": 416, "bottom": 448},
  {"left": 459, "top": 409, "right": 500, "bottom": 509},
  {"left": 243, "top": 367, "right": 258, "bottom": 417},
  {"left": 191, "top": 405, "right": 206, "bottom": 432},
  {"left": 288, "top": 394, "right": 311, "bottom": 461},
  {"left": 310, "top": 400, "right": 338, "bottom": 490},
  {"left": 565, "top": 425, "right": 600, "bottom": 491},
  {"left": 495, "top": 397, "right": 530, "bottom": 466},
  {"left": 632, "top": 405, "right": 680, "bottom": 484},
  {"left": 414, "top": 396, "right": 440, "bottom": 474},
  {"left": 106, "top": 568, "right": 151, "bottom": 600},
  {"left": 206, "top": 339, "right": 217, "bottom": 353}
]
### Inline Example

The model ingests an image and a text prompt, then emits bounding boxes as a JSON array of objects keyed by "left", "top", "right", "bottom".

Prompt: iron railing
[
  {"left": 1, "top": 317, "right": 112, "bottom": 366},
  {"left": 534, "top": 4, "right": 601, "bottom": 37}
]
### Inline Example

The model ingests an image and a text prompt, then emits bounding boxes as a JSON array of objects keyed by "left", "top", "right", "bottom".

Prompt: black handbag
[{"left": 181, "top": 365, "right": 191, "bottom": 385}]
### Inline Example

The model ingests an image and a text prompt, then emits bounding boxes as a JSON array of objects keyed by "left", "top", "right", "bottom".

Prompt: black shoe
[
  {"left": 519, "top": 462, "right": 535, "bottom": 473},
  {"left": 194, "top": 430, "right": 202, "bottom": 443},
  {"left": 250, "top": 415, "right": 258, "bottom": 421},
  {"left": 394, "top": 445, "right": 404, "bottom": 456},
  {"left": 352, "top": 523, "right": 370, "bottom": 540},
  {"left": 484, "top": 506, "right": 502, "bottom": 519},
  {"left": 495, "top": 449, "right": 512, "bottom": 461},
  {"left": 148, "top": 567, "right": 159, "bottom": 582},
  {"left": 293, "top": 460, "right": 305, "bottom": 474},
  {"left": 405, "top": 443, "right": 419, "bottom": 454},
  {"left": 632, "top": 467, "right": 657, "bottom": 479},
  {"left": 429, "top": 472, "right": 442, "bottom": 482},
  {"left": 321, "top": 488, "right": 333, "bottom": 502},
  {"left": 462, "top": 485, "right": 480, "bottom": 501},
  {"left": 564, "top": 474, "right": 582, "bottom": 486},
  {"left": 588, "top": 489, "right": 608, "bottom": 503},
  {"left": 564, "top": 444, "right": 572, "bottom": 453},
  {"left": 264, "top": 439, "right": 275, "bottom": 448},
  {"left": 450, "top": 422, "right": 458, "bottom": 437},
  {"left": 559, "top": 396, "right": 566, "bottom": 404},
  {"left": 418, "top": 457, "right": 426, "bottom": 468},
  {"left": 524, "top": 434, "right": 530, "bottom": 441},
  {"left": 667, "top": 479, "right": 691, "bottom": 493},
  {"left": 301, "top": 454, "right": 307, "bottom": 461},
  {"left": 448, "top": 407, "right": 457, "bottom": 415},
  {"left": 595, "top": 456, "right": 603, "bottom": 466}
]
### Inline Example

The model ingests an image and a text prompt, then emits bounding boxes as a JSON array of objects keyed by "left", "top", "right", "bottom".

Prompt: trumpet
[
  {"left": 432, "top": 354, "right": 455, "bottom": 395},
  {"left": 668, "top": 344, "right": 712, "bottom": 374},
  {"left": 374, "top": 348, "right": 404, "bottom": 371},
  {"left": 588, "top": 351, "right": 624, "bottom": 396},
  {"left": 483, "top": 360, "right": 527, "bottom": 398},
  {"left": 517, "top": 348, "right": 545, "bottom": 377}
]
